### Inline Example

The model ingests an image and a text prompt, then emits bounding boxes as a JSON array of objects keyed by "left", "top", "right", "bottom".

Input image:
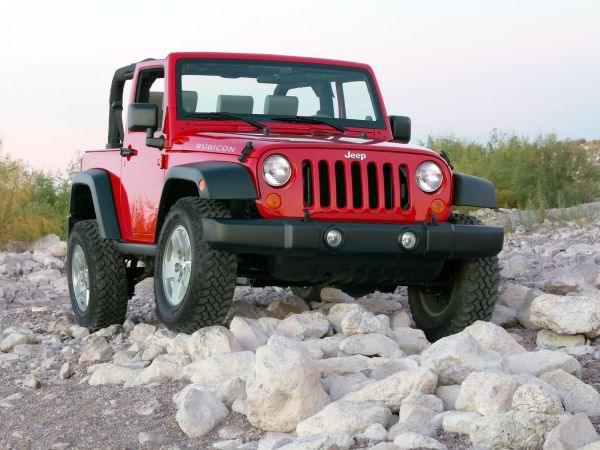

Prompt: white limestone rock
[
  {"left": 276, "top": 312, "right": 330, "bottom": 340},
  {"left": 0, "top": 332, "right": 39, "bottom": 353},
  {"left": 326, "top": 304, "right": 365, "bottom": 334},
  {"left": 543, "top": 413, "right": 600, "bottom": 450},
  {"left": 173, "top": 379, "right": 245, "bottom": 408},
  {"left": 505, "top": 350, "right": 582, "bottom": 378},
  {"left": 277, "top": 432, "right": 354, "bottom": 450},
  {"left": 463, "top": 320, "right": 527, "bottom": 357},
  {"left": 295, "top": 400, "right": 391, "bottom": 437},
  {"left": 536, "top": 329, "right": 587, "bottom": 349},
  {"left": 338, "top": 333, "right": 403, "bottom": 358},
  {"left": 441, "top": 411, "right": 481, "bottom": 435},
  {"left": 246, "top": 335, "right": 330, "bottom": 432},
  {"left": 229, "top": 316, "right": 268, "bottom": 351},
  {"left": 183, "top": 351, "right": 255, "bottom": 384},
  {"left": 469, "top": 411, "right": 559, "bottom": 450},
  {"left": 321, "top": 373, "right": 374, "bottom": 401},
  {"left": 175, "top": 388, "right": 228, "bottom": 438},
  {"left": 128, "top": 323, "right": 156, "bottom": 344},
  {"left": 435, "top": 385, "right": 461, "bottom": 411},
  {"left": 124, "top": 355, "right": 184, "bottom": 387},
  {"left": 79, "top": 336, "right": 112, "bottom": 363},
  {"left": 320, "top": 287, "right": 355, "bottom": 303},
  {"left": 341, "top": 366, "right": 438, "bottom": 412},
  {"left": 187, "top": 326, "right": 242, "bottom": 361},
  {"left": 455, "top": 371, "right": 518, "bottom": 416},
  {"left": 529, "top": 293, "right": 600, "bottom": 338},
  {"left": 340, "top": 309, "right": 391, "bottom": 336},
  {"left": 88, "top": 363, "right": 143, "bottom": 385},
  {"left": 392, "top": 432, "right": 447, "bottom": 450},
  {"left": 511, "top": 383, "right": 564, "bottom": 415},
  {"left": 540, "top": 369, "right": 600, "bottom": 417},
  {"left": 420, "top": 332, "right": 505, "bottom": 384}
]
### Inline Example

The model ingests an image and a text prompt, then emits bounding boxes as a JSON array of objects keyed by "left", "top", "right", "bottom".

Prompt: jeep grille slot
[
  {"left": 302, "top": 161, "right": 313, "bottom": 207},
  {"left": 383, "top": 163, "right": 393, "bottom": 209},
  {"left": 318, "top": 161, "right": 330, "bottom": 207},
  {"left": 367, "top": 162, "right": 378, "bottom": 209},
  {"left": 351, "top": 162, "right": 363, "bottom": 208},
  {"left": 334, "top": 161, "right": 347, "bottom": 208},
  {"left": 399, "top": 165, "right": 410, "bottom": 210}
]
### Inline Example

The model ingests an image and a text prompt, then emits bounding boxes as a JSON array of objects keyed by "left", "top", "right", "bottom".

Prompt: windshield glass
[{"left": 176, "top": 59, "right": 384, "bottom": 129}]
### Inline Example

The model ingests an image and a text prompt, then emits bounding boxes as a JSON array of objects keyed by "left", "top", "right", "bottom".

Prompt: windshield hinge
[{"left": 238, "top": 141, "right": 254, "bottom": 163}]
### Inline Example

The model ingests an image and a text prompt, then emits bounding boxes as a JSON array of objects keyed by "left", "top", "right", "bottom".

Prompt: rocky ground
[{"left": 1, "top": 216, "right": 600, "bottom": 450}]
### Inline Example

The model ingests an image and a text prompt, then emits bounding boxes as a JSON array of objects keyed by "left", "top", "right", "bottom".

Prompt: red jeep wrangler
[{"left": 67, "top": 52, "right": 503, "bottom": 340}]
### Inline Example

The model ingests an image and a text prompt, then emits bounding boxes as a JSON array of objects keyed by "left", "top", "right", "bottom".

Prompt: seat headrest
[
  {"left": 148, "top": 91, "right": 164, "bottom": 129},
  {"left": 216, "top": 95, "right": 254, "bottom": 114},
  {"left": 264, "top": 95, "right": 299, "bottom": 116},
  {"left": 182, "top": 90, "right": 198, "bottom": 112}
]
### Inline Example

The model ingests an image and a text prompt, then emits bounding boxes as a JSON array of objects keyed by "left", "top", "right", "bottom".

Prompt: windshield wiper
[
  {"left": 269, "top": 116, "right": 347, "bottom": 133},
  {"left": 184, "top": 112, "right": 269, "bottom": 132}
]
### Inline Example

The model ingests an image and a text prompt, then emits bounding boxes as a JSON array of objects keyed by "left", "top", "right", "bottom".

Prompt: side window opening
[{"left": 135, "top": 69, "right": 165, "bottom": 130}]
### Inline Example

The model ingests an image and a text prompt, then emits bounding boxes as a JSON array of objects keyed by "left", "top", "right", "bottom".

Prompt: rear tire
[
  {"left": 67, "top": 220, "right": 128, "bottom": 331},
  {"left": 154, "top": 197, "right": 237, "bottom": 333},
  {"left": 408, "top": 213, "right": 500, "bottom": 341}
]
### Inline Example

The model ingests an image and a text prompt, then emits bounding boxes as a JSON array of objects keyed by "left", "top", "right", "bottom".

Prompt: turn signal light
[
  {"left": 265, "top": 193, "right": 282, "bottom": 209},
  {"left": 430, "top": 199, "right": 446, "bottom": 215}
]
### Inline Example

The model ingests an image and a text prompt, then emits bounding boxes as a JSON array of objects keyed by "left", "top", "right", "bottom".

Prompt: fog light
[
  {"left": 325, "top": 229, "right": 343, "bottom": 248},
  {"left": 399, "top": 231, "right": 418, "bottom": 250}
]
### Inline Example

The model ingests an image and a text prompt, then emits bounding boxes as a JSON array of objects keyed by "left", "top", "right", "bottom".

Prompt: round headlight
[
  {"left": 416, "top": 161, "right": 443, "bottom": 193},
  {"left": 263, "top": 155, "right": 292, "bottom": 187}
]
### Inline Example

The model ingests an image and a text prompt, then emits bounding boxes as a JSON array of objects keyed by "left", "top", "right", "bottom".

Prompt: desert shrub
[
  {"left": 0, "top": 147, "right": 72, "bottom": 245},
  {"left": 425, "top": 132, "right": 600, "bottom": 208}
]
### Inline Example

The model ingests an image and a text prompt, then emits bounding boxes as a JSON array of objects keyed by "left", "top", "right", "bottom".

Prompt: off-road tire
[
  {"left": 67, "top": 220, "right": 128, "bottom": 331},
  {"left": 408, "top": 213, "right": 500, "bottom": 341},
  {"left": 154, "top": 197, "right": 237, "bottom": 333},
  {"left": 291, "top": 286, "right": 323, "bottom": 302}
]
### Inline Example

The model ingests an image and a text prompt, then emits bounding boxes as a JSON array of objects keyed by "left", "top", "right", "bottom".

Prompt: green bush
[
  {"left": 425, "top": 132, "right": 600, "bottom": 208},
  {"left": 0, "top": 147, "right": 73, "bottom": 245}
]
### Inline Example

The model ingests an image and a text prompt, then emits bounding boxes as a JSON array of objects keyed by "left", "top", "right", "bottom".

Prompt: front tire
[
  {"left": 154, "top": 198, "right": 237, "bottom": 333},
  {"left": 408, "top": 213, "right": 500, "bottom": 341},
  {"left": 67, "top": 220, "right": 128, "bottom": 331}
]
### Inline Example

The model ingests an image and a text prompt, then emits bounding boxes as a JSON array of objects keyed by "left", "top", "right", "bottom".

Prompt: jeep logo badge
[{"left": 344, "top": 151, "right": 367, "bottom": 161}]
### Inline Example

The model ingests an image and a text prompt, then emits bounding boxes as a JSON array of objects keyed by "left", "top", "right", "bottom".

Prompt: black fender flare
[
  {"left": 165, "top": 161, "right": 258, "bottom": 200},
  {"left": 452, "top": 172, "right": 497, "bottom": 208},
  {"left": 69, "top": 169, "right": 121, "bottom": 239},
  {"left": 155, "top": 161, "right": 258, "bottom": 240}
]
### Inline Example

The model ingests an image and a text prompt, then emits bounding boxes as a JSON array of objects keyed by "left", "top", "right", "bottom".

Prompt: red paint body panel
[{"left": 81, "top": 52, "right": 454, "bottom": 245}]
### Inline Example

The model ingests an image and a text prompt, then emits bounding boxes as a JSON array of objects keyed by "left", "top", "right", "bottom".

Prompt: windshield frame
[{"left": 174, "top": 58, "right": 387, "bottom": 130}]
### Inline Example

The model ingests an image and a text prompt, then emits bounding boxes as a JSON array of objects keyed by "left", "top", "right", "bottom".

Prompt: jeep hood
[{"left": 172, "top": 131, "right": 443, "bottom": 160}]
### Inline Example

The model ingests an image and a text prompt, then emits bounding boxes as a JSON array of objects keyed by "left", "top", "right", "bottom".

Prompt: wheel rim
[
  {"left": 415, "top": 283, "right": 453, "bottom": 318},
  {"left": 71, "top": 245, "right": 90, "bottom": 311},
  {"left": 162, "top": 225, "right": 192, "bottom": 306}
]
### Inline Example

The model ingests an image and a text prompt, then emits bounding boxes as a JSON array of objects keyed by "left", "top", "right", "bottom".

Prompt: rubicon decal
[
  {"left": 344, "top": 151, "right": 367, "bottom": 160},
  {"left": 196, "top": 143, "right": 236, "bottom": 153}
]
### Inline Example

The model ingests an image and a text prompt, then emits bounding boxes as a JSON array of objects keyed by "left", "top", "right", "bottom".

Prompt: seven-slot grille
[{"left": 302, "top": 159, "right": 410, "bottom": 211}]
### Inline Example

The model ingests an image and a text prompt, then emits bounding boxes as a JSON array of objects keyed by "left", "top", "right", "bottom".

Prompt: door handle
[{"left": 120, "top": 148, "right": 137, "bottom": 157}]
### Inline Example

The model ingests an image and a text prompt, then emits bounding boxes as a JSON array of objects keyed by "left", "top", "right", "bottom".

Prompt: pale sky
[{"left": 1, "top": 0, "right": 599, "bottom": 171}]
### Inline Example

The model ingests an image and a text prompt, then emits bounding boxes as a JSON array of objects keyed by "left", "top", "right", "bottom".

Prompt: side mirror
[
  {"left": 389, "top": 116, "right": 411, "bottom": 143},
  {"left": 128, "top": 103, "right": 158, "bottom": 132},
  {"left": 127, "top": 103, "right": 164, "bottom": 149}
]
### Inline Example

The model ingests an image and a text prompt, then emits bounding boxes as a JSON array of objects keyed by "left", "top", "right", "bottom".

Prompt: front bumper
[{"left": 202, "top": 218, "right": 504, "bottom": 260}]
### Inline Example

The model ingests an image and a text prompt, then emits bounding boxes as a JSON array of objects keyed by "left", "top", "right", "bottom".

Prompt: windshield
[{"left": 175, "top": 59, "right": 384, "bottom": 129}]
